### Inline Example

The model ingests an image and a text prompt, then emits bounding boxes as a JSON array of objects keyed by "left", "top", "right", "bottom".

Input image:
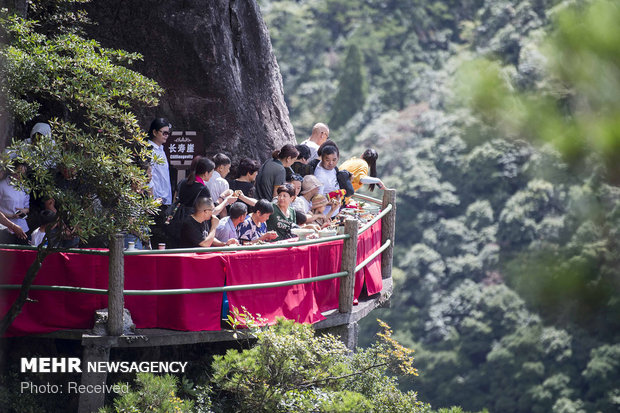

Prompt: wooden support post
[
  {"left": 321, "top": 322, "right": 359, "bottom": 351},
  {"left": 107, "top": 233, "right": 124, "bottom": 336},
  {"left": 339, "top": 218, "right": 358, "bottom": 313},
  {"left": 78, "top": 343, "right": 111, "bottom": 413},
  {"left": 381, "top": 189, "right": 396, "bottom": 279}
]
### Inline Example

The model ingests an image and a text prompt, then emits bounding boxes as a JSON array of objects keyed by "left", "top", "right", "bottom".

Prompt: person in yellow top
[{"left": 339, "top": 148, "right": 385, "bottom": 192}]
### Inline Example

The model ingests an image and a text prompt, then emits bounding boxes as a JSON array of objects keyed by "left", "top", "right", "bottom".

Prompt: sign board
[{"left": 164, "top": 131, "right": 204, "bottom": 169}]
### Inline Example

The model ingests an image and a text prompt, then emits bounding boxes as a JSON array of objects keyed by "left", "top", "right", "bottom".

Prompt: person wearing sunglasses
[{"left": 148, "top": 117, "right": 173, "bottom": 247}]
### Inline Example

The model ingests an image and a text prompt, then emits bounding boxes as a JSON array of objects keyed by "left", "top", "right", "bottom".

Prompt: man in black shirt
[{"left": 179, "top": 197, "right": 237, "bottom": 248}]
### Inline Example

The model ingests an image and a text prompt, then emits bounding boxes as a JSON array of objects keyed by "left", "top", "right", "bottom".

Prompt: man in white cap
[
  {"left": 28, "top": 122, "right": 52, "bottom": 143},
  {"left": 25, "top": 122, "right": 59, "bottom": 168}
]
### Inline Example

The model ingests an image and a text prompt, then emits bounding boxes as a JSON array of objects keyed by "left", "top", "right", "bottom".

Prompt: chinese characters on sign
[{"left": 165, "top": 131, "right": 202, "bottom": 163}]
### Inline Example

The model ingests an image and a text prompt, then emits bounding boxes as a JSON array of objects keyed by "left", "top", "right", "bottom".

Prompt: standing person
[
  {"left": 255, "top": 144, "right": 299, "bottom": 201},
  {"left": 177, "top": 157, "right": 214, "bottom": 208},
  {"left": 230, "top": 157, "right": 260, "bottom": 213},
  {"left": 206, "top": 153, "right": 232, "bottom": 203},
  {"left": 0, "top": 164, "right": 30, "bottom": 245},
  {"left": 124, "top": 161, "right": 153, "bottom": 250},
  {"left": 266, "top": 184, "right": 297, "bottom": 241},
  {"left": 147, "top": 118, "right": 173, "bottom": 247},
  {"left": 291, "top": 144, "right": 312, "bottom": 177},
  {"left": 0, "top": 210, "right": 27, "bottom": 243},
  {"left": 300, "top": 123, "right": 330, "bottom": 162},
  {"left": 175, "top": 155, "right": 202, "bottom": 200},
  {"left": 230, "top": 157, "right": 259, "bottom": 198},
  {"left": 312, "top": 144, "right": 342, "bottom": 216},
  {"left": 339, "top": 148, "right": 386, "bottom": 192}
]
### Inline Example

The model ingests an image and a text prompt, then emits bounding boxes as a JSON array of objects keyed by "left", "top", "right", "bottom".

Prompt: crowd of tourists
[{"left": 0, "top": 120, "right": 385, "bottom": 250}]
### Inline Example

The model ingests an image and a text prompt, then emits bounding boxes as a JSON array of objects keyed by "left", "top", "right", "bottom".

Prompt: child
[
  {"left": 30, "top": 209, "right": 57, "bottom": 247},
  {"left": 295, "top": 208, "right": 320, "bottom": 232},
  {"left": 311, "top": 194, "right": 337, "bottom": 228}
]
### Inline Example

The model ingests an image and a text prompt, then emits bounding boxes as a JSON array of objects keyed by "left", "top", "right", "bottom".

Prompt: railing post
[
  {"left": 339, "top": 218, "right": 358, "bottom": 313},
  {"left": 107, "top": 233, "right": 124, "bottom": 335},
  {"left": 381, "top": 189, "right": 396, "bottom": 279}
]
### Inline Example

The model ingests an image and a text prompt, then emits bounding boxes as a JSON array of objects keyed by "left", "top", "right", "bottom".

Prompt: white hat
[
  {"left": 30, "top": 122, "right": 51, "bottom": 139},
  {"left": 301, "top": 175, "right": 322, "bottom": 194}
]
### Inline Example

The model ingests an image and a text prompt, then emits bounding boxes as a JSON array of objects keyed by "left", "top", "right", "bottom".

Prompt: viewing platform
[{"left": 1, "top": 190, "right": 396, "bottom": 412}]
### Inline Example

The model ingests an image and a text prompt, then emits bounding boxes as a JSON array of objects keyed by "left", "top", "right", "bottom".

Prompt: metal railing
[{"left": 0, "top": 189, "right": 397, "bottom": 329}]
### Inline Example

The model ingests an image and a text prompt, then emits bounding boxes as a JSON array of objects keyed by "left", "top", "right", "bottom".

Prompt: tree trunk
[{"left": 85, "top": 0, "right": 295, "bottom": 163}]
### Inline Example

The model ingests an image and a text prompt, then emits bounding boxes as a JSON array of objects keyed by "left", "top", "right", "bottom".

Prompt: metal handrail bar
[
  {"left": 358, "top": 203, "right": 392, "bottom": 234},
  {"left": 123, "top": 234, "right": 349, "bottom": 255},
  {"left": 354, "top": 240, "right": 391, "bottom": 274},
  {"left": 0, "top": 271, "right": 348, "bottom": 296},
  {"left": 352, "top": 193, "right": 383, "bottom": 205},
  {"left": 0, "top": 244, "right": 110, "bottom": 256},
  {"left": 0, "top": 284, "right": 109, "bottom": 295}
]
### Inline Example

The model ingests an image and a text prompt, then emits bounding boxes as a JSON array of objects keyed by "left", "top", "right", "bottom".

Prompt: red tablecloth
[{"left": 0, "top": 221, "right": 383, "bottom": 336}]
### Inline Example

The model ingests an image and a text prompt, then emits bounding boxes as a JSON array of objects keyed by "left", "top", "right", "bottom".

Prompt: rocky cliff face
[{"left": 85, "top": 0, "right": 295, "bottom": 162}]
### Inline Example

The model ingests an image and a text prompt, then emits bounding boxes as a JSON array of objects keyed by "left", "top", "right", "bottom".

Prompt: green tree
[
  {"left": 461, "top": 0, "right": 620, "bottom": 334},
  {"left": 101, "top": 319, "right": 436, "bottom": 413},
  {"left": 329, "top": 43, "right": 367, "bottom": 129},
  {"left": 462, "top": 0, "right": 620, "bottom": 183},
  {"left": 208, "top": 319, "right": 425, "bottom": 413},
  {"left": 99, "top": 373, "right": 195, "bottom": 413},
  {"left": 0, "top": 0, "right": 162, "bottom": 335}
]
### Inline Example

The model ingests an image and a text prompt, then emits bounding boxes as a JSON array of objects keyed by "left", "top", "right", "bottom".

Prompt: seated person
[
  {"left": 296, "top": 175, "right": 327, "bottom": 225},
  {"left": 179, "top": 197, "right": 237, "bottom": 248},
  {"left": 311, "top": 194, "right": 338, "bottom": 228},
  {"left": 295, "top": 208, "right": 320, "bottom": 232},
  {"left": 266, "top": 184, "right": 297, "bottom": 241},
  {"left": 288, "top": 173, "right": 306, "bottom": 211},
  {"left": 238, "top": 199, "right": 277, "bottom": 244},
  {"left": 30, "top": 209, "right": 57, "bottom": 247},
  {"left": 215, "top": 202, "right": 247, "bottom": 244}
]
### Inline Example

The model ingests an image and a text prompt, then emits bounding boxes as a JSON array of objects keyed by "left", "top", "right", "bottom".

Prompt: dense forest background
[{"left": 260, "top": 0, "right": 619, "bottom": 412}]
